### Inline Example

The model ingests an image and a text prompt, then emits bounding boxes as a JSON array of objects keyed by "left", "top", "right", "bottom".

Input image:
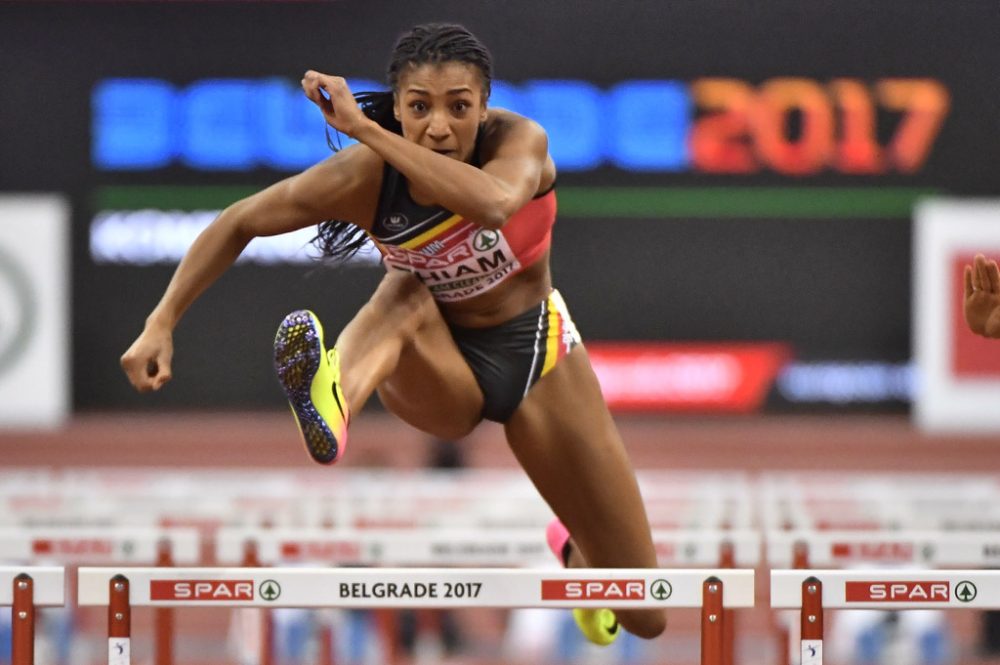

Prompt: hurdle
[
  {"left": 213, "top": 526, "right": 758, "bottom": 664},
  {"left": 767, "top": 529, "right": 1000, "bottom": 568},
  {"left": 78, "top": 567, "right": 754, "bottom": 665},
  {"left": 0, "top": 526, "right": 199, "bottom": 665},
  {"left": 1, "top": 567, "right": 65, "bottom": 665},
  {"left": 771, "top": 569, "right": 1000, "bottom": 665}
]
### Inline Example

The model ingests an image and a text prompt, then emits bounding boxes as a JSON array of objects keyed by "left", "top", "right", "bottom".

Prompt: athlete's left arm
[{"left": 303, "top": 72, "right": 547, "bottom": 229}]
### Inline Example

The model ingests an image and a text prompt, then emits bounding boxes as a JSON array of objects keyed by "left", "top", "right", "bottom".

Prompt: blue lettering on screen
[
  {"left": 92, "top": 77, "right": 692, "bottom": 172},
  {"left": 182, "top": 80, "right": 257, "bottom": 169},
  {"left": 609, "top": 81, "right": 690, "bottom": 171},
  {"left": 93, "top": 79, "right": 176, "bottom": 169}
]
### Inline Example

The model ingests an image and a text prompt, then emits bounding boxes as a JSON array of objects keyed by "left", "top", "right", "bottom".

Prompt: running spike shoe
[
  {"left": 273, "top": 310, "right": 349, "bottom": 464},
  {"left": 572, "top": 608, "right": 621, "bottom": 646},
  {"left": 546, "top": 518, "right": 620, "bottom": 646}
]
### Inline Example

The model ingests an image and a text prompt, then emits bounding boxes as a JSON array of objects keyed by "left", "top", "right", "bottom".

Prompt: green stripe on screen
[
  {"left": 555, "top": 187, "right": 939, "bottom": 218},
  {"left": 95, "top": 185, "right": 938, "bottom": 218},
  {"left": 95, "top": 186, "right": 259, "bottom": 211}
]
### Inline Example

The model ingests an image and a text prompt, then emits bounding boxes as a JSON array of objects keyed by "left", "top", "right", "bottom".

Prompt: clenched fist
[
  {"left": 301, "top": 70, "right": 372, "bottom": 138},
  {"left": 120, "top": 322, "right": 174, "bottom": 392}
]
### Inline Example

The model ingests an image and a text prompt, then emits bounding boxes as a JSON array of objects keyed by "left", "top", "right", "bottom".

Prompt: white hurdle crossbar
[
  {"left": 767, "top": 530, "right": 1000, "bottom": 568},
  {"left": 771, "top": 570, "right": 1000, "bottom": 665},
  {"left": 1, "top": 567, "right": 65, "bottom": 665},
  {"left": 214, "top": 526, "right": 761, "bottom": 567},
  {"left": 0, "top": 526, "right": 200, "bottom": 565},
  {"left": 79, "top": 567, "right": 753, "bottom": 665}
]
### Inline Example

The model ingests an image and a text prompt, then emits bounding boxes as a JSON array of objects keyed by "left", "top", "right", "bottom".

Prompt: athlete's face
[{"left": 394, "top": 62, "right": 488, "bottom": 164}]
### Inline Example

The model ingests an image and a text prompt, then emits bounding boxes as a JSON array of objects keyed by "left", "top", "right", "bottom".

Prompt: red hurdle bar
[
  {"left": 12, "top": 574, "right": 34, "bottom": 665},
  {"left": 109, "top": 575, "right": 130, "bottom": 665},
  {"left": 777, "top": 538, "right": 811, "bottom": 665},
  {"left": 718, "top": 540, "right": 735, "bottom": 665},
  {"left": 2, "top": 568, "right": 65, "bottom": 665},
  {"left": 800, "top": 577, "right": 823, "bottom": 665},
  {"left": 154, "top": 539, "right": 173, "bottom": 665},
  {"left": 792, "top": 540, "right": 810, "bottom": 569},
  {"left": 701, "top": 576, "right": 725, "bottom": 665},
  {"left": 319, "top": 614, "right": 335, "bottom": 665}
]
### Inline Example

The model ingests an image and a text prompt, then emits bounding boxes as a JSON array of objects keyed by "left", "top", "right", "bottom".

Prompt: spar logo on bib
[
  {"left": 150, "top": 580, "right": 255, "bottom": 601},
  {"left": 473, "top": 229, "right": 499, "bottom": 251},
  {"left": 845, "top": 581, "right": 950, "bottom": 602},
  {"left": 541, "top": 579, "right": 646, "bottom": 601},
  {"left": 383, "top": 224, "right": 521, "bottom": 301}
]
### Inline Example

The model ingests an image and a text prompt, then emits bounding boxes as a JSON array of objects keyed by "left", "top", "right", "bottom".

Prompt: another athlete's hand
[
  {"left": 120, "top": 322, "right": 174, "bottom": 392},
  {"left": 301, "top": 70, "right": 371, "bottom": 138},
  {"left": 964, "top": 253, "right": 1000, "bottom": 339}
]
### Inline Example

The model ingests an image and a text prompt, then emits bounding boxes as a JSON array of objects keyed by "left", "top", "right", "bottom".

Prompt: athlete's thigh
[
  {"left": 377, "top": 309, "right": 484, "bottom": 440},
  {"left": 504, "top": 344, "right": 657, "bottom": 568}
]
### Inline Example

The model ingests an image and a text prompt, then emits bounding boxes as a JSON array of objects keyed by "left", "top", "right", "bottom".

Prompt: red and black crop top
[{"left": 368, "top": 161, "right": 556, "bottom": 303}]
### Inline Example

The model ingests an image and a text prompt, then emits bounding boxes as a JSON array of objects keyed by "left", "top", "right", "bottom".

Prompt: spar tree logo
[
  {"left": 955, "top": 581, "right": 977, "bottom": 603},
  {"left": 650, "top": 579, "right": 672, "bottom": 601},
  {"left": 260, "top": 580, "right": 281, "bottom": 602},
  {"left": 473, "top": 229, "right": 499, "bottom": 252}
]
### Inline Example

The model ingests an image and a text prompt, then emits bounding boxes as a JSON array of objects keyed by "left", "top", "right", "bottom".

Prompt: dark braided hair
[{"left": 313, "top": 23, "right": 494, "bottom": 262}]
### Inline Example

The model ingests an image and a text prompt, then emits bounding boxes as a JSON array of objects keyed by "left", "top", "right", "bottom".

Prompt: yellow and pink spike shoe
[
  {"left": 546, "top": 518, "right": 620, "bottom": 646},
  {"left": 273, "top": 310, "right": 350, "bottom": 465}
]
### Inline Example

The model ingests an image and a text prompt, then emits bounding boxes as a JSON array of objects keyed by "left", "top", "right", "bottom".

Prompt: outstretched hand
[
  {"left": 301, "top": 70, "right": 371, "bottom": 138},
  {"left": 120, "top": 323, "right": 174, "bottom": 392},
  {"left": 964, "top": 253, "right": 1000, "bottom": 339}
]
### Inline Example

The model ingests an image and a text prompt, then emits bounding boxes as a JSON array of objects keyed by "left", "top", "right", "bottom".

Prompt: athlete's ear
[
  {"left": 480, "top": 93, "right": 489, "bottom": 123},
  {"left": 393, "top": 92, "right": 401, "bottom": 122}
]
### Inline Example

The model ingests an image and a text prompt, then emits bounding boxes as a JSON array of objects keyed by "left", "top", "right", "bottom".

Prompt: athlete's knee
[
  {"left": 368, "top": 271, "right": 436, "bottom": 334},
  {"left": 425, "top": 418, "right": 478, "bottom": 442},
  {"left": 373, "top": 270, "right": 430, "bottom": 305},
  {"left": 620, "top": 608, "right": 667, "bottom": 639}
]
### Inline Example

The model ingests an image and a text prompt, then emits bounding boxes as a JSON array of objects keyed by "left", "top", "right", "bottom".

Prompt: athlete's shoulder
[
  {"left": 484, "top": 107, "right": 547, "bottom": 139},
  {"left": 480, "top": 108, "right": 549, "bottom": 164}
]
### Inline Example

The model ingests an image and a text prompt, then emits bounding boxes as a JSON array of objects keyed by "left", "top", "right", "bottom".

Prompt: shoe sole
[{"left": 273, "top": 310, "right": 345, "bottom": 465}]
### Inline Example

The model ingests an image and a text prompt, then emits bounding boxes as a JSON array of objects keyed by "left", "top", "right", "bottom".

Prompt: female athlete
[{"left": 120, "top": 23, "right": 665, "bottom": 644}]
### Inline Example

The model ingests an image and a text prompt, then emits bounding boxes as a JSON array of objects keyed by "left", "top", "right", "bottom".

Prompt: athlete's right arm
[{"left": 120, "top": 144, "right": 382, "bottom": 393}]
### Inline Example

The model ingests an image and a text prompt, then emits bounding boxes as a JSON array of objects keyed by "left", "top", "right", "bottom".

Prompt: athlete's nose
[{"left": 426, "top": 111, "right": 451, "bottom": 140}]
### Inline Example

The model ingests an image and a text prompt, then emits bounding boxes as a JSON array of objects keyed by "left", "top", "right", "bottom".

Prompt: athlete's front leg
[
  {"left": 334, "top": 270, "right": 445, "bottom": 410},
  {"left": 274, "top": 270, "right": 465, "bottom": 464}
]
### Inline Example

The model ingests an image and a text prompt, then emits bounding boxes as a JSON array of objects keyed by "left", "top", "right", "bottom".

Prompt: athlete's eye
[
  {"left": 409, "top": 101, "right": 427, "bottom": 113},
  {"left": 453, "top": 101, "right": 470, "bottom": 113}
]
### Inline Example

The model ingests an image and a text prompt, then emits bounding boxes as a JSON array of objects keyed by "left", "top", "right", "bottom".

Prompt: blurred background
[{"left": 1, "top": 1, "right": 1000, "bottom": 664}]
